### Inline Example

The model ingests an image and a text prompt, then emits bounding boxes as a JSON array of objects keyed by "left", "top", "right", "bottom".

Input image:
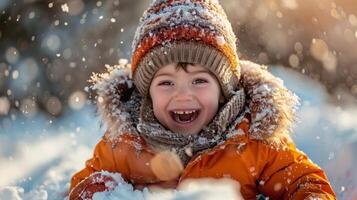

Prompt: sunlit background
[{"left": 0, "top": 0, "right": 356, "bottom": 199}]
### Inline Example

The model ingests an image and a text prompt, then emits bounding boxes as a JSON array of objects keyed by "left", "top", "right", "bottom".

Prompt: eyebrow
[{"left": 190, "top": 70, "right": 211, "bottom": 75}]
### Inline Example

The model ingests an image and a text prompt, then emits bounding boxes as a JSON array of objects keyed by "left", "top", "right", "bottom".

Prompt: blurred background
[{"left": 0, "top": 0, "right": 356, "bottom": 199}]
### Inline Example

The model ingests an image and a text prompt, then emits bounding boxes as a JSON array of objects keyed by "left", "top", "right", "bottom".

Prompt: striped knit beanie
[{"left": 131, "top": 0, "right": 240, "bottom": 98}]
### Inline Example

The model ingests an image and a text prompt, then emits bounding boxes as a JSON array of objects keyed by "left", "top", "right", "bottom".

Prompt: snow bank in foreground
[
  {"left": 91, "top": 172, "right": 243, "bottom": 200},
  {"left": 0, "top": 186, "right": 47, "bottom": 200},
  {"left": 1, "top": 172, "right": 243, "bottom": 200},
  {"left": 0, "top": 187, "right": 23, "bottom": 200}
]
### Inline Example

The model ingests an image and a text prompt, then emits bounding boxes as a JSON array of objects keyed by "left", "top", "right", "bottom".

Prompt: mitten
[{"left": 69, "top": 172, "right": 118, "bottom": 200}]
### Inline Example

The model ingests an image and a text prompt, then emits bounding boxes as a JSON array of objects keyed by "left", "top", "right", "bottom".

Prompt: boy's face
[{"left": 149, "top": 63, "right": 223, "bottom": 135}]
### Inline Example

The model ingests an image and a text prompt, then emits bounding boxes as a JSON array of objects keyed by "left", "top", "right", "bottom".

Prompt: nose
[{"left": 174, "top": 82, "right": 193, "bottom": 101}]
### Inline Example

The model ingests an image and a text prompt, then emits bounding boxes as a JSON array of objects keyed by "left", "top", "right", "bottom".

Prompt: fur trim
[
  {"left": 90, "top": 60, "right": 299, "bottom": 146},
  {"left": 239, "top": 60, "right": 299, "bottom": 145},
  {"left": 90, "top": 62, "right": 140, "bottom": 139}
]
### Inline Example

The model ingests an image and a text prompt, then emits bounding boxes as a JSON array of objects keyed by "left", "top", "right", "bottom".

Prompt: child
[{"left": 69, "top": 0, "right": 336, "bottom": 199}]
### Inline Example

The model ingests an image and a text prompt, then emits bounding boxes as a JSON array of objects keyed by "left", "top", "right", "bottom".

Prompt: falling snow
[
  {"left": 0, "top": 1, "right": 357, "bottom": 200},
  {"left": 61, "top": 4, "right": 69, "bottom": 13}
]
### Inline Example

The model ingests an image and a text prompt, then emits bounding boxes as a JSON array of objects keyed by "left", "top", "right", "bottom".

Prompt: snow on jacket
[{"left": 69, "top": 60, "right": 336, "bottom": 200}]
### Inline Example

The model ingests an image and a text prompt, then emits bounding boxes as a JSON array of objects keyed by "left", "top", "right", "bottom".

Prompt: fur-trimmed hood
[{"left": 90, "top": 60, "right": 299, "bottom": 146}]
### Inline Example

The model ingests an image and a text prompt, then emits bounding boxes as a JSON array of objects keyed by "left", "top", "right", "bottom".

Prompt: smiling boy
[
  {"left": 150, "top": 63, "right": 223, "bottom": 136},
  {"left": 69, "top": 1, "right": 336, "bottom": 199}
]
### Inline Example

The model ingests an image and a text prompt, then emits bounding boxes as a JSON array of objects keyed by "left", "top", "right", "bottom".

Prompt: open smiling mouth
[{"left": 170, "top": 110, "right": 200, "bottom": 124}]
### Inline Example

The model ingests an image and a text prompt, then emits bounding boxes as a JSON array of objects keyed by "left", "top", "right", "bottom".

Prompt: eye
[
  {"left": 158, "top": 81, "right": 174, "bottom": 86},
  {"left": 192, "top": 78, "right": 208, "bottom": 84}
]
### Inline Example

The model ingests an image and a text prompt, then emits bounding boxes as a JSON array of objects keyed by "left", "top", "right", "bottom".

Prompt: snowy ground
[{"left": 0, "top": 66, "right": 356, "bottom": 199}]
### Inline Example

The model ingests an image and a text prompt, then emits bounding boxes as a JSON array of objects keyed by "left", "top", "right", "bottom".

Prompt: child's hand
[{"left": 68, "top": 172, "right": 118, "bottom": 200}]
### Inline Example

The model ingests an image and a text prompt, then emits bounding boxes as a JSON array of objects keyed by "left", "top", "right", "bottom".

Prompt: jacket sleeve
[
  {"left": 69, "top": 138, "right": 123, "bottom": 192},
  {"left": 258, "top": 142, "right": 336, "bottom": 200},
  {"left": 69, "top": 132, "right": 160, "bottom": 194}
]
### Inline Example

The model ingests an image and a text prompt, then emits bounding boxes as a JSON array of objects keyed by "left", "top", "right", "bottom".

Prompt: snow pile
[
  {"left": 0, "top": 106, "right": 99, "bottom": 200},
  {"left": 0, "top": 172, "right": 243, "bottom": 200},
  {"left": 0, "top": 186, "right": 47, "bottom": 200},
  {"left": 0, "top": 132, "right": 93, "bottom": 199},
  {"left": 0, "top": 187, "right": 23, "bottom": 200},
  {"left": 91, "top": 172, "right": 243, "bottom": 200}
]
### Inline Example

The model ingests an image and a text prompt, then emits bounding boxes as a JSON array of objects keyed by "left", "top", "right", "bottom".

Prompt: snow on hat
[{"left": 131, "top": 0, "right": 240, "bottom": 98}]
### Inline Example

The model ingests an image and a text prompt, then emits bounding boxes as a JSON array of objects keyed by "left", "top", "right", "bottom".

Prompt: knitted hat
[{"left": 131, "top": 0, "right": 240, "bottom": 98}]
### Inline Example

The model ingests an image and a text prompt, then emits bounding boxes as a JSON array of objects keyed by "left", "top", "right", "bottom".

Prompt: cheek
[
  {"left": 196, "top": 86, "right": 221, "bottom": 117},
  {"left": 151, "top": 99, "right": 171, "bottom": 128},
  {"left": 196, "top": 92, "right": 220, "bottom": 113},
  {"left": 195, "top": 86, "right": 221, "bottom": 103},
  {"left": 201, "top": 96, "right": 220, "bottom": 111},
  {"left": 151, "top": 89, "right": 167, "bottom": 106},
  {"left": 152, "top": 99, "right": 165, "bottom": 111},
  {"left": 151, "top": 95, "right": 169, "bottom": 120},
  {"left": 150, "top": 86, "right": 170, "bottom": 101}
]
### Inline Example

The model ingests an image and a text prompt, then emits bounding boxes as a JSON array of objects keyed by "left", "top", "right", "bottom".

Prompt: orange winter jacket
[{"left": 70, "top": 118, "right": 335, "bottom": 200}]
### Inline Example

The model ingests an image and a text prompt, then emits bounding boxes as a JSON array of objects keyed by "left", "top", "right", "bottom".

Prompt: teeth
[
  {"left": 171, "top": 110, "right": 199, "bottom": 124},
  {"left": 173, "top": 110, "right": 196, "bottom": 114}
]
